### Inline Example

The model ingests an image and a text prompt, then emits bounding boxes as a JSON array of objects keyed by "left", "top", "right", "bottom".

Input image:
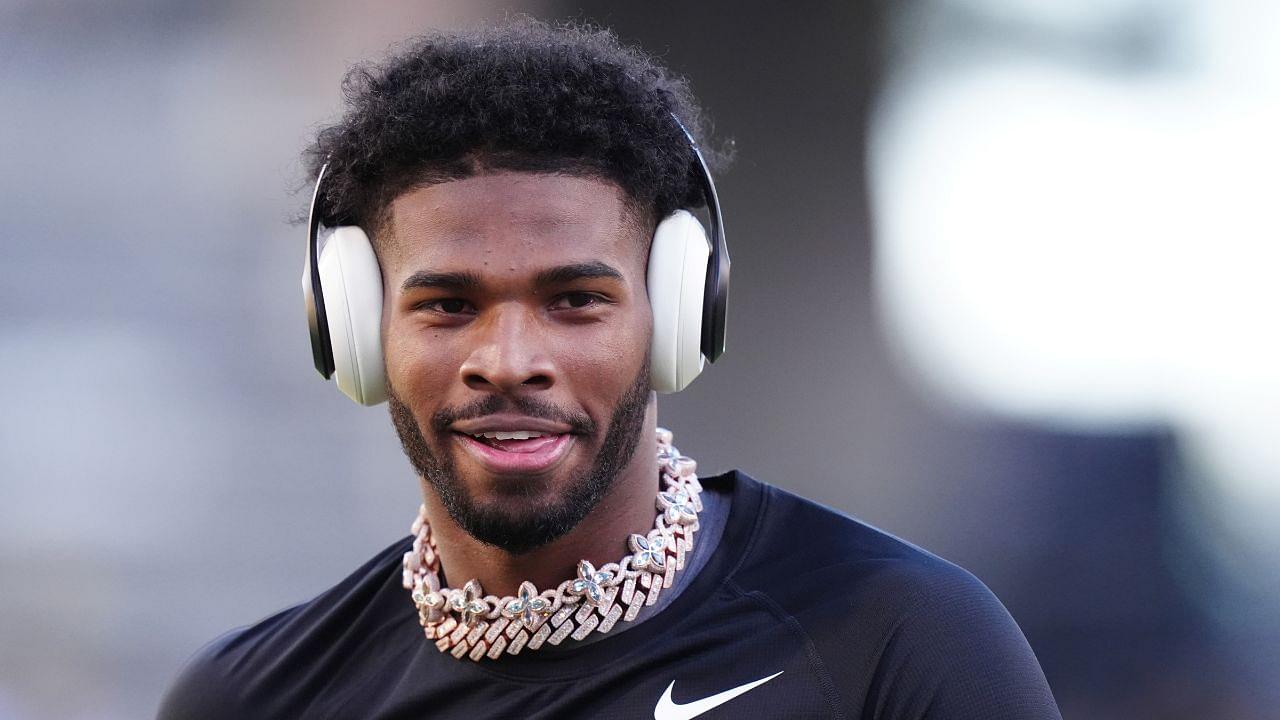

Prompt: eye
[
  {"left": 551, "top": 292, "right": 606, "bottom": 310},
  {"left": 417, "top": 298, "right": 475, "bottom": 315}
]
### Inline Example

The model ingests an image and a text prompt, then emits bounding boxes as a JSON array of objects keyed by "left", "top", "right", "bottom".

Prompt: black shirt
[{"left": 158, "top": 472, "right": 1061, "bottom": 719}]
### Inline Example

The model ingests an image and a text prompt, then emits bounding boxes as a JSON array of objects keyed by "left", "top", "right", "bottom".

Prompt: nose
[{"left": 458, "top": 304, "right": 556, "bottom": 393}]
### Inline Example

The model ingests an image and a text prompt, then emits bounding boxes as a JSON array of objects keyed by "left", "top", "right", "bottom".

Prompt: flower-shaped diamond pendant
[
  {"left": 570, "top": 560, "right": 613, "bottom": 606},
  {"left": 450, "top": 579, "right": 489, "bottom": 627},
  {"left": 629, "top": 531, "right": 669, "bottom": 571},
  {"left": 502, "top": 581, "right": 550, "bottom": 629},
  {"left": 658, "top": 486, "right": 698, "bottom": 526}
]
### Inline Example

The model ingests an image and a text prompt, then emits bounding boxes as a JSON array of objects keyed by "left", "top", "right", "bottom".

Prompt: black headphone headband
[
  {"left": 668, "top": 114, "right": 730, "bottom": 363},
  {"left": 305, "top": 114, "right": 729, "bottom": 378},
  {"left": 304, "top": 162, "right": 336, "bottom": 379}
]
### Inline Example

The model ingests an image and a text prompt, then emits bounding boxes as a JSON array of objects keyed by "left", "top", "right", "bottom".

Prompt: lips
[
  {"left": 454, "top": 431, "right": 574, "bottom": 474},
  {"left": 448, "top": 414, "right": 580, "bottom": 475},
  {"left": 468, "top": 433, "right": 561, "bottom": 453}
]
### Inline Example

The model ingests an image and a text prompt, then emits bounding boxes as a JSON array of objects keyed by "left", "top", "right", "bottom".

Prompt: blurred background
[{"left": 2, "top": 0, "right": 1277, "bottom": 717}]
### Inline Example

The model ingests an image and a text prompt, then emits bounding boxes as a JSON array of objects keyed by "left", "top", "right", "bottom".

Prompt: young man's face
[{"left": 379, "top": 172, "right": 655, "bottom": 554}]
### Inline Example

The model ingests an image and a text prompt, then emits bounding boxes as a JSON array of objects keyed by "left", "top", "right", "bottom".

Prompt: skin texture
[{"left": 380, "top": 172, "right": 660, "bottom": 598}]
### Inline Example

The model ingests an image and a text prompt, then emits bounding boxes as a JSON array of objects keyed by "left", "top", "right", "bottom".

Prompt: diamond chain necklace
[{"left": 401, "top": 427, "right": 703, "bottom": 662}]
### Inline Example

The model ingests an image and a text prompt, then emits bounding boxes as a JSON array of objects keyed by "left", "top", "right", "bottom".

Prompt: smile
[{"left": 453, "top": 431, "right": 574, "bottom": 474}]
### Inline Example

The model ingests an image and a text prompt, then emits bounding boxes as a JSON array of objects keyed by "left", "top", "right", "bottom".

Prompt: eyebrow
[
  {"left": 533, "top": 261, "right": 624, "bottom": 287},
  {"left": 400, "top": 261, "right": 624, "bottom": 294},
  {"left": 400, "top": 271, "right": 482, "bottom": 294}
]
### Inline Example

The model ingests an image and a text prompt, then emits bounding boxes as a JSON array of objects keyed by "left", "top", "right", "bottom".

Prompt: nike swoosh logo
[{"left": 653, "top": 670, "right": 784, "bottom": 720}]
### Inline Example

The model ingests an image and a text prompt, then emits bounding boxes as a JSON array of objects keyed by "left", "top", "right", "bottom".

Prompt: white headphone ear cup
[
  {"left": 648, "top": 210, "right": 710, "bottom": 393},
  {"left": 317, "top": 226, "right": 387, "bottom": 405}
]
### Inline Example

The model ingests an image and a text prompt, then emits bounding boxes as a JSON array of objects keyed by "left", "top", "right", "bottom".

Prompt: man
[{"left": 159, "top": 18, "right": 1061, "bottom": 720}]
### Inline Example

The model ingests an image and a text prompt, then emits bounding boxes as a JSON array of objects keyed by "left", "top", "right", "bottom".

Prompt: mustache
[{"left": 430, "top": 394, "right": 596, "bottom": 435}]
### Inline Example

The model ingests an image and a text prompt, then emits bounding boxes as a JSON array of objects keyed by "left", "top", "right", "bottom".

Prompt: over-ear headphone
[{"left": 302, "top": 114, "right": 729, "bottom": 406}]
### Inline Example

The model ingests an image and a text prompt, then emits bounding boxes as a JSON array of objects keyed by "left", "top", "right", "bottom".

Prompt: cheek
[
  {"left": 559, "top": 311, "right": 652, "bottom": 396},
  {"left": 383, "top": 322, "right": 457, "bottom": 401}
]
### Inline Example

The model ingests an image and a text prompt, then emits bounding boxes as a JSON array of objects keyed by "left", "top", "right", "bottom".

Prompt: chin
[
  {"left": 445, "top": 481, "right": 601, "bottom": 555},
  {"left": 448, "top": 443, "right": 626, "bottom": 553}
]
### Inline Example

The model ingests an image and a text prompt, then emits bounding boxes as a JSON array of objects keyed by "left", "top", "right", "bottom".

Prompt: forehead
[{"left": 381, "top": 172, "right": 646, "bottom": 279}]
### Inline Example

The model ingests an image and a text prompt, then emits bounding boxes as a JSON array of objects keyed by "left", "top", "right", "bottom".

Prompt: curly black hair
[{"left": 302, "top": 17, "right": 726, "bottom": 245}]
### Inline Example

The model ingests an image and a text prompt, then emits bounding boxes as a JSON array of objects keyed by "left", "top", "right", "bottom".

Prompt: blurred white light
[{"left": 869, "top": 0, "right": 1280, "bottom": 571}]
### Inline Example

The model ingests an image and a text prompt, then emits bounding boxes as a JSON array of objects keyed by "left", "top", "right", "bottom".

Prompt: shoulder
[
  {"left": 156, "top": 624, "right": 258, "bottom": 719},
  {"left": 156, "top": 537, "right": 414, "bottom": 720},
  {"left": 730, "top": 473, "right": 964, "bottom": 600},
  {"left": 727, "top": 473, "right": 1061, "bottom": 719}
]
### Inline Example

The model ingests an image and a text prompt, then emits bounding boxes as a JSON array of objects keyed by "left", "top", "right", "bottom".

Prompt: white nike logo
[{"left": 653, "top": 670, "right": 784, "bottom": 720}]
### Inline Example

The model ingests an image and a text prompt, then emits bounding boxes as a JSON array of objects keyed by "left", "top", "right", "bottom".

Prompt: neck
[{"left": 419, "top": 404, "right": 660, "bottom": 598}]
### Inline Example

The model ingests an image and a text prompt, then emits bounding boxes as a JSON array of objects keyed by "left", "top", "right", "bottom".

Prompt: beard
[{"left": 387, "top": 360, "right": 651, "bottom": 555}]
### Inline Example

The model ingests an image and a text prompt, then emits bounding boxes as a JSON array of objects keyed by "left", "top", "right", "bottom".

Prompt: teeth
[{"left": 472, "top": 431, "right": 547, "bottom": 441}]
